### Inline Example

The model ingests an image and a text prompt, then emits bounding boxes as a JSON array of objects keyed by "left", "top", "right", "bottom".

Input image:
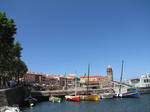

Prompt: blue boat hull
[{"left": 115, "top": 91, "right": 140, "bottom": 98}]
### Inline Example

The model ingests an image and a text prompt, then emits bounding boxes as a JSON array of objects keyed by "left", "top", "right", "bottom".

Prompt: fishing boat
[
  {"left": 65, "top": 72, "right": 80, "bottom": 102},
  {"left": 100, "top": 93, "right": 114, "bottom": 99},
  {"left": 24, "top": 95, "right": 37, "bottom": 107},
  {"left": 65, "top": 95, "right": 80, "bottom": 101},
  {"left": 83, "top": 95, "right": 99, "bottom": 101},
  {"left": 49, "top": 96, "right": 62, "bottom": 103},
  {"left": 114, "top": 60, "right": 140, "bottom": 98},
  {"left": 114, "top": 90, "right": 140, "bottom": 98},
  {"left": 0, "top": 104, "right": 20, "bottom": 112},
  {"left": 82, "top": 62, "right": 99, "bottom": 101}
]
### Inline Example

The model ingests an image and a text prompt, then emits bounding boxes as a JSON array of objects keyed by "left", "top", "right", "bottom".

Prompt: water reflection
[{"left": 21, "top": 94, "right": 150, "bottom": 112}]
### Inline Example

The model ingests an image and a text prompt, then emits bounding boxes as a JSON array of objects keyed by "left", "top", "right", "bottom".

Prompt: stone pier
[{"left": 0, "top": 87, "right": 26, "bottom": 107}]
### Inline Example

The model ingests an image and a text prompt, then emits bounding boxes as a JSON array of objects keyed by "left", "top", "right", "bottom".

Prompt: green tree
[
  {"left": 10, "top": 58, "right": 28, "bottom": 83},
  {"left": 13, "top": 42, "right": 23, "bottom": 58},
  {"left": 0, "top": 12, "right": 16, "bottom": 75},
  {"left": 10, "top": 42, "right": 28, "bottom": 83},
  {"left": 74, "top": 77, "right": 80, "bottom": 81},
  {"left": 0, "top": 12, "right": 28, "bottom": 85}
]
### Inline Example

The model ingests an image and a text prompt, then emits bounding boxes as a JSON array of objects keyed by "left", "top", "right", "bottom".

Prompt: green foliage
[
  {"left": 74, "top": 77, "right": 80, "bottom": 81},
  {"left": 13, "top": 41, "right": 23, "bottom": 58},
  {"left": 10, "top": 58, "right": 28, "bottom": 81},
  {"left": 0, "top": 12, "right": 28, "bottom": 82}
]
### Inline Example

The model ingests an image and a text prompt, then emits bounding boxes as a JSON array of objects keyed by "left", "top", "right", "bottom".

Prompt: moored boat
[
  {"left": 49, "top": 96, "right": 62, "bottom": 103},
  {"left": 0, "top": 104, "right": 20, "bottom": 112},
  {"left": 100, "top": 93, "right": 114, "bottom": 99},
  {"left": 114, "top": 60, "right": 140, "bottom": 98},
  {"left": 81, "top": 62, "right": 99, "bottom": 101},
  {"left": 125, "top": 74, "right": 150, "bottom": 94},
  {"left": 65, "top": 71, "right": 80, "bottom": 102},
  {"left": 65, "top": 95, "right": 80, "bottom": 101},
  {"left": 24, "top": 95, "right": 37, "bottom": 107},
  {"left": 83, "top": 95, "right": 99, "bottom": 101},
  {"left": 114, "top": 90, "right": 140, "bottom": 98}
]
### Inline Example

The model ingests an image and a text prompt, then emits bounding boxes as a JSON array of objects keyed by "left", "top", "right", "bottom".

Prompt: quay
[
  {"left": 0, "top": 87, "right": 26, "bottom": 108},
  {"left": 0, "top": 87, "right": 110, "bottom": 107},
  {"left": 31, "top": 88, "right": 107, "bottom": 96},
  {"left": 31, "top": 88, "right": 110, "bottom": 100}
]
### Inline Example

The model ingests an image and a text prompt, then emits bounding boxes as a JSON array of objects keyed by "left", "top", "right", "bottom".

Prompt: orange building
[
  {"left": 24, "top": 72, "right": 46, "bottom": 84},
  {"left": 80, "top": 75, "right": 105, "bottom": 88},
  {"left": 23, "top": 72, "right": 74, "bottom": 87}
]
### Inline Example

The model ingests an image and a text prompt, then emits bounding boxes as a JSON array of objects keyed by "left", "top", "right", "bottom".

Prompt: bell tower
[{"left": 106, "top": 65, "right": 113, "bottom": 81}]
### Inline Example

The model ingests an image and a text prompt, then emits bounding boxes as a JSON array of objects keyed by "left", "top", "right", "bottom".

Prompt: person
[
  {"left": 3, "top": 81, "right": 5, "bottom": 88},
  {"left": 8, "top": 81, "right": 10, "bottom": 87}
]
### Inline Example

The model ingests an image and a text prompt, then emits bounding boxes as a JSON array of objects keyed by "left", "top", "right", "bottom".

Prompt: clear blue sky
[{"left": 1, "top": 0, "right": 150, "bottom": 81}]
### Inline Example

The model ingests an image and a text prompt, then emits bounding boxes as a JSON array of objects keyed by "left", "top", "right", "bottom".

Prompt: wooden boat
[
  {"left": 78, "top": 94, "right": 99, "bottom": 101},
  {"left": 83, "top": 95, "right": 99, "bottom": 101},
  {"left": 65, "top": 72, "right": 80, "bottom": 102},
  {"left": 65, "top": 95, "right": 80, "bottom": 101},
  {"left": 82, "top": 62, "right": 99, "bottom": 101},
  {"left": 0, "top": 104, "right": 20, "bottom": 112},
  {"left": 49, "top": 96, "right": 62, "bottom": 103},
  {"left": 114, "top": 90, "right": 140, "bottom": 98},
  {"left": 115, "top": 60, "right": 140, "bottom": 98},
  {"left": 100, "top": 93, "right": 114, "bottom": 99},
  {"left": 24, "top": 95, "right": 37, "bottom": 107}
]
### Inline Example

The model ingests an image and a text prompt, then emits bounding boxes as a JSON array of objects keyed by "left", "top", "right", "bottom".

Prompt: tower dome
[{"left": 107, "top": 65, "right": 112, "bottom": 68}]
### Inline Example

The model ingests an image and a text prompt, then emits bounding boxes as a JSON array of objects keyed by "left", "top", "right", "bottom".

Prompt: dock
[{"left": 30, "top": 88, "right": 112, "bottom": 100}]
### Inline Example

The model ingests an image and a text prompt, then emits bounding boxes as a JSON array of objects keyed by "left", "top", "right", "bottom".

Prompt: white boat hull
[{"left": 100, "top": 93, "right": 114, "bottom": 99}]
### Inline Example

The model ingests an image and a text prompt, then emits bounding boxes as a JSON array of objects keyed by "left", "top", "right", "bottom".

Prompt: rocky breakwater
[{"left": 0, "top": 87, "right": 26, "bottom": 107}]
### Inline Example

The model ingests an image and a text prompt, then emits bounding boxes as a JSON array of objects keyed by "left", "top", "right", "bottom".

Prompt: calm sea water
[{"left": 21, "top": 94, "right": 150, "bottom": 112}]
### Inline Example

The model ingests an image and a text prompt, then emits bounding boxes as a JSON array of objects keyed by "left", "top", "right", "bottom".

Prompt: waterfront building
[
  {"left": 66, "top": 77, "right": 74, "bottom": 87},
  {"left": 22, "top": 72, "right": 74, "bottom": 89},
  {"left": 24, "top": 72, "right": 36, "bottom": 83},
  {"left": 35, "top": 73, "right": 46, "bottom": 84},
  {"left": 56, "top": 76, "right": 74, "bottom": 87},
  {"left": 80, "top": 75, "right": 105, "bottom": 89},
  {"left": 68, "top": 74, "right": 76, "bottom": 78},
  {"left": 80, "top": 65, "right": 114, "bottom": 89},
  {"left": 45, "top": 75, "right": 58, "bottom": 86},
  {"left": 23, "top": 72, "right": 46, "bottom": 84}
]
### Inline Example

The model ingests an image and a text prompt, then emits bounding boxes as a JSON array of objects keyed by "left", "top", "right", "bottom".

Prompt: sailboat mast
[
  {"left": 75, "top": 71, "right": 77, "bottom": 96},
  {"left": 119, "top": 60, "right": 124, "bottom": 93},
  {"left": 87, "top": 62, "right": 90, "bottom": 95}
]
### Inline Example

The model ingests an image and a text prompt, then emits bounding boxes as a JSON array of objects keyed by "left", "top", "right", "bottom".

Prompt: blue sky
[{"left": 1, "top": 0, "right": 150, "bottom": 81}]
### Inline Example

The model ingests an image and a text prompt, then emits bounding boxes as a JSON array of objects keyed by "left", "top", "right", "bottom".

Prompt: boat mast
[
  {"left": 75, "top": 71, "right": 77, "bottom": 96},
  {"left": 119, "top": 60, "right": 124, "bottom": 94},
  {"left": 87, "top": 62, "right": 90, "bottom": 95}
]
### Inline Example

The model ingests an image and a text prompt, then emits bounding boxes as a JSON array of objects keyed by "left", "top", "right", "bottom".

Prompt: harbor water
[{"left": 21, "top": 94, "right": 150, "bottom": 112}]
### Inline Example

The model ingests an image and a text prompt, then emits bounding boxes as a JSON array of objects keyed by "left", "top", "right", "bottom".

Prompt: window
[{"left": 147, "top": 79, "right": 148, "bottom": 82}]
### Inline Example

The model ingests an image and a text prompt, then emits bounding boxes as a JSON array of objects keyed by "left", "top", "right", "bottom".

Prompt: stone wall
[{"left": 0, "top": 87, "right": 26, "bottom": 107}]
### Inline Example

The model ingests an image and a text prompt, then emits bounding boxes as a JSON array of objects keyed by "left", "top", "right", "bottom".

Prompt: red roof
[
  {"left": 80, "top": 75, "right": 105, "bottom": 78},
  {"left": 27, "top": 72, "right": 45, "bottom": 76},
  {"left": 27, "top": 72, "right": 35, "bottom": 75}
]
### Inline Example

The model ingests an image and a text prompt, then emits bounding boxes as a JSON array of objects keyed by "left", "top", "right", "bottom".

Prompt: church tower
[{"left": 106, "top": 65, "right": 113, "bottom": 81}]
